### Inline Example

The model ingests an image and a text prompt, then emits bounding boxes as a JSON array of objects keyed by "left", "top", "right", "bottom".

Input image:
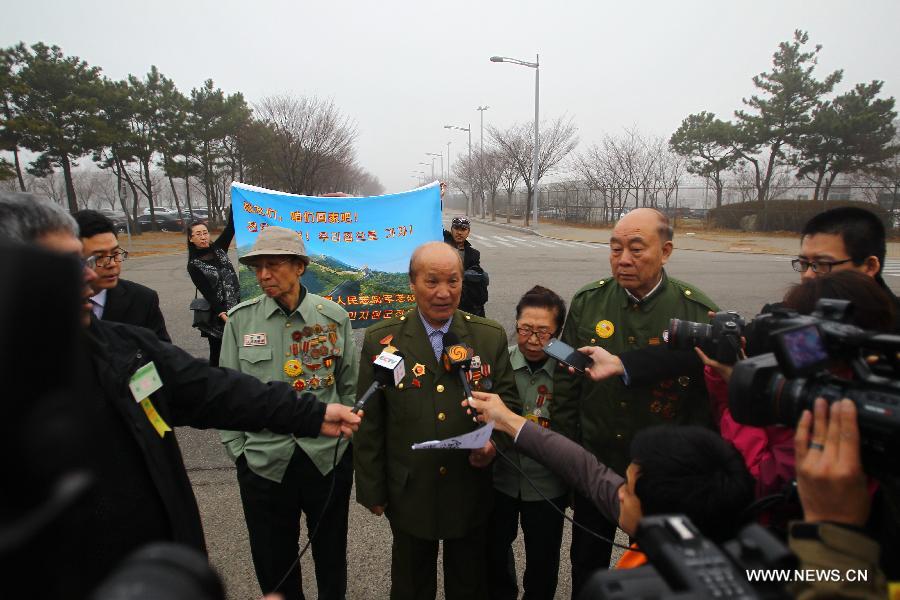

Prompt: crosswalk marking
[
  {"left": 498, "top": 236, "right": 537, "bottom": 248},
  {"left": 480, "top": 235, "right": 516, "bottom": 248},
  {"left": 465, "top": 233, "right": 612, "bottom": 250},
  {"left": 530, "top": 239, "right": 562, "bottom": 248},
  {"left": 882, "top": 260, "right": 900, "bottom": 277},
  {"left": 467, "top": 234, "right": 497, "bottom": 248},
  {"left": 570, "top": 240, "right": 609, "bottom": 249}
]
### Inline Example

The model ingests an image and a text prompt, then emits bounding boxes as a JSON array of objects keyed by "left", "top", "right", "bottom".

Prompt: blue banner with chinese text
[{"left": 231, "top": 182, "right": 442, "bottom": 328}]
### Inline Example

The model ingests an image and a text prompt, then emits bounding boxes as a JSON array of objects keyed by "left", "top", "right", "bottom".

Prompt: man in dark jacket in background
[
  {"left": 443, "top": 216, "right": 489, "bottom": 316},
  {"left": 0, "top": 192, "right": 361, "bottom": 599},
  {"left": 73, "top": 209, "right": 171, "bottom": 342}
]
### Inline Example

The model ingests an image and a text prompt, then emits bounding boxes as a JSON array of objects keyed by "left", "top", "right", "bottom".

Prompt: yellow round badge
[
  {"left": 283, "top": 359, "right": 303, "bottom": 378},
  {"left": 595, "top": 320, "right": 615, "bottom": 339}
]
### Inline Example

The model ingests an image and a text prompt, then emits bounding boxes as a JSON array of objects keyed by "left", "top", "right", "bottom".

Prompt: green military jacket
[
  {"left": 353, "top": 310, "right": 521, "bottom": 541},
  {"left": 492, "top": 345, "right": 568, "bottom": 501},
  {"left": 550, "top": 271, "right": 717, "bottom": 475},
  {"left": 219, "top": 289, "right": 358, "bottom": 482}
]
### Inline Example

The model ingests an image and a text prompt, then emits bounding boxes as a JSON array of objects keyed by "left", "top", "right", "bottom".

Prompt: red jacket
[{"left": 704, "top": 366, "right": 795, "bottom": 498}]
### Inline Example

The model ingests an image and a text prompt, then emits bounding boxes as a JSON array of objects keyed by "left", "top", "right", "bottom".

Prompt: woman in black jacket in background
[{"left": 186, "top": 207, "right": 240, "bottom": 366}]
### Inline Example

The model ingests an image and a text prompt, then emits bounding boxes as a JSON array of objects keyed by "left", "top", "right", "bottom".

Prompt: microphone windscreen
[
  {"left": 442, "top": 331, "right": 460, "bottom": 347},
  {"left": 373, "top": 367, "right": 394, "bottom": 386},
  {"left": 373, "top": 350, "right": 405, "bottom": 387}
]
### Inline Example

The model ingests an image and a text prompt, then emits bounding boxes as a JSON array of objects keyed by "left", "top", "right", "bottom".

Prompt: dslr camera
[
  {"left": 666, "top": 299, "right": 900, "bottom": 478},
  {"left": 665, "top": 311, "right": 745, "bottom": 364}
]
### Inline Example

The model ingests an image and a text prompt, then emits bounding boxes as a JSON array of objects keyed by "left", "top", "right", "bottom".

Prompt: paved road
[{"left": 121, "top": 219, "right": 898, "bottom": 599}]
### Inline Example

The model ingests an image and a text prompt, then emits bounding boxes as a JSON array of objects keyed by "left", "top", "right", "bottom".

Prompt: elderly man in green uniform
[
  {"left": 219, "top": 226, "right": 358, "bottom": 600},
  {"left": 551, "top": 207, "right": 717, "bottom": 598},
  {"left": 354, "top": 241, "right": 521, "bottom": 600}
]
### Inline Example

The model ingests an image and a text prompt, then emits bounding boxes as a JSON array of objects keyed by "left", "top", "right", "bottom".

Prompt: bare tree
[
  {"left": 452, "top": 152, "right": 479, "bottom": 212},
  {"left": 489, "top": 116, "right": 578, "bottom": 226},
  {"left": 72, "top": 168, "right": 110, "bottom": 209},
  {"left": 317, "top": 160, "right": 384, "bottom": 196},
  {"left": 254, "top": 94, "right": 358, "bottom": 195},
  {"left": 498, "top": 155, "right": 522, "bottom": 224},
  {"left": 28, "top": 171, "right": 66, "bottom": 204},
  {"left": 575, "top": 128, "right": 690, "bottom": 224},
  {"left": 479, "top": 149, "right": 507, "bottom": 221}
]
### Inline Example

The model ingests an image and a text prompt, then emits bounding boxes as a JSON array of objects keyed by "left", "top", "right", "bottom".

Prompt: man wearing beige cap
[{"left": 219, "top": 226, "right": 359, "bottom": 600}]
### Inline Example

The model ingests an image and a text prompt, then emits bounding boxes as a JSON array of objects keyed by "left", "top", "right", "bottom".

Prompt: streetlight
[
  {"left": 418, "top": 162, "right": 433, "bottom": 180},
  {"left": 411, "top": 170, "right": 427, "bottom": 186},
  {"left": 490, "top": 53, "right": 540, "bottom": 227},
  {"left": 446, "top": 141, "right": 452, "bottom": 199},
  {"left": 426, "top": 152, "right": 443, "bottom": 180},
  {"left": 445, "top": 124, "right": 473, "bottom": 216},
  {"left": 477, "top": 105, "right": 489, "bottom": 219}
]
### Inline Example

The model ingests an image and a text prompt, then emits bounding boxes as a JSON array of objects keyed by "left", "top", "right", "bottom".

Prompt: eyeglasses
[
  {"left": 81, "top": 255, "right": 99, "bottom": 270},
  {"left": 191, "top": 230, "right": 210, "bottom": 238},
  {"left": 516, "top": 325, "right": 553, "bottom": 342},
  {"left": 248, "top": 257, "right": 293, "bottom": 273},
  {"left": 94, "top": 250, "right": 129, "bottom": 267},
  {"left": 791, "top": 258, "right": 854, "bottom": 274}
]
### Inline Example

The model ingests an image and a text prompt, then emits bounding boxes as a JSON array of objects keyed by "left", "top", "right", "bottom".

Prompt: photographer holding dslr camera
[{"left": 666, "top": 272, "right": 900, "bottom": 580}]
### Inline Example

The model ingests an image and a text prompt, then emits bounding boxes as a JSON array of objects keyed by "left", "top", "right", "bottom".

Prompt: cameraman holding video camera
[{"left": 789, "top": 397, "right": 888, "bottom": 599}]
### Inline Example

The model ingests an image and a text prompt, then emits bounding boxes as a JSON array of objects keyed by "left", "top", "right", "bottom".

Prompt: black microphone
[
  {"left": 352, "top": 350, "right": 405, "bottom": 414},
  {"left": 441, "top": 332, "right": 477, "bottom": 422}
]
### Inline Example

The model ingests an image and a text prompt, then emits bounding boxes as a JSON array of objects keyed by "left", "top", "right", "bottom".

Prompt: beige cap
[{"left": 238, "top": 226, "right": 310, "bottom": 266}]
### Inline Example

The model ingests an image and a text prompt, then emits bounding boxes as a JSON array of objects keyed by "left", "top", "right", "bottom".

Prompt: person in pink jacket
[{"left": 696, "top": 270, "right": 895, "bottom": 498}]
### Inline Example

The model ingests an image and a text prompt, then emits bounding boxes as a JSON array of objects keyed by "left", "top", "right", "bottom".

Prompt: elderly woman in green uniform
[
  {"left": 487, "top": 285, "right": 570, "bottom": 600},
  {"left": 219, "top": 226, "right": 359, "bottom": 600}
]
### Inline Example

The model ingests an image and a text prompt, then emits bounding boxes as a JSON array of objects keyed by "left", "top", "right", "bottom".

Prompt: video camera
[
  {"left": 89, "top": 543, "right": 225, "bottom": 600},
  {"left": 581, "top": 514, "right": 795, "bottom": 600},
  {"left": 666, "top": 300, "right": 900, "bottom": 478}
]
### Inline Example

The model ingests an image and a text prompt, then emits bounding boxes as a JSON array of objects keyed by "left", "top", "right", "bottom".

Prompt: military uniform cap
[{"left": 239, "top": 226, "right": 309, "bottom": 266}]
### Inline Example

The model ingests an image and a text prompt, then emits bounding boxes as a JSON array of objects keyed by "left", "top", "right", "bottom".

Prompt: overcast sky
[{"left": 3, "top": 0, "right": 899, "bottom": 194}]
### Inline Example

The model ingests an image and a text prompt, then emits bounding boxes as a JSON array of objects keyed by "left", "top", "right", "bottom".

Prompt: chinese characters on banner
[{"left": 232, "top": 182, "right": 442, "bottom": 328}]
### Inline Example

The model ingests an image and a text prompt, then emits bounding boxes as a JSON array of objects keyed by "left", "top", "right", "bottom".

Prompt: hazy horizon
[{"left": 3, "top": 1, "right": 899, "bottom": 194}]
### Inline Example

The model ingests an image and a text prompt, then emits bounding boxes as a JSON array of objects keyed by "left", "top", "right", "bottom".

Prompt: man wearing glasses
[
  {"left": 789, "top": 206, "right": 899, "bottom": 330},
  {"left": 0, "top": 193, "right": 361, "bottom": 597},
  {"left": 74, "top": 210, "right": 171, "bottom": 342},
  {"left": 487, "top": 285, "right": 569, "bottom": 600}
]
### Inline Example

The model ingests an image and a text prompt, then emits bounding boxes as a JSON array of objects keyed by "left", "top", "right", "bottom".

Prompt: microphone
[
  {"left": 441, "top": 332, "right": 477, "bottom": 422},
  {"left": 351, "top": 350, "right": 405, "bottom": 414}
]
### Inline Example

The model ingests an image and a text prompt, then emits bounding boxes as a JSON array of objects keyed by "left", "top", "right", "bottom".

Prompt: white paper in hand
[{"left": 412, "top": 422, "right": 495, "bottom": 450}]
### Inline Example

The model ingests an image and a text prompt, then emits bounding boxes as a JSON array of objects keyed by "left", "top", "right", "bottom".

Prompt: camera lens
[{"left": 666, "top": 318, "right": 712, "bottom": 350}]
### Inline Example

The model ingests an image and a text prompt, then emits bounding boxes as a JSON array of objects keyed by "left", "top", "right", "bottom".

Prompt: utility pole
[{"left": 477, "top": 106, "right": 489, "bottom": 219}]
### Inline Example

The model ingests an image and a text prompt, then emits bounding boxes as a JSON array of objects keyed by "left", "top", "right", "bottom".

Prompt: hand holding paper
[
  {"left": 412, "top": 421, "right": 494, "bottom": 450},
  {"left": 466, "top": 391, "right": 526, "bottom": 438},
  {"left": 469, "top": 441, "right": 496, "bottom": 468}
]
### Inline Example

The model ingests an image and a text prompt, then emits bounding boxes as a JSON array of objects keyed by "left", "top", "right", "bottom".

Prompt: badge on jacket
[{"left": 243, "top": 333, "right": 268, "bottom": 346}]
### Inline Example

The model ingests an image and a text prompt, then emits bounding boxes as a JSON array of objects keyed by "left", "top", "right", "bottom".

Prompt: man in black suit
[{"left": 73, "top": 210, "right": 171, "bottom": 342}]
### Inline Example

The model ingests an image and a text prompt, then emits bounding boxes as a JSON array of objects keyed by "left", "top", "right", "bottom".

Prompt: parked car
[
  {"left": 141, "top": 206, "right": 178, "bottom": 216},
  {"left": 184, "top": 207, "right": 209, "bottom": 220},
  {"left": 97, "top": 209, "right": 131, "bottom": 234},
  {"left": 539, "top": 206, "right": 562, "bottom": 219},
  {"left": 136, "top": 213, "right": 185, "bottom": 232}
]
